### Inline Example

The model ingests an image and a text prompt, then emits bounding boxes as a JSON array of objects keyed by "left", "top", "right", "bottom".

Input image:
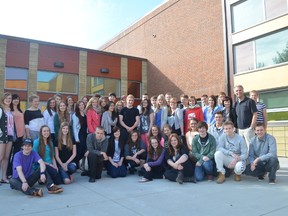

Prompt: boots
[
  {"left": 216, "top": 172, "right": 225, "bottom": 184},
  {"left": 176, "top": 170, "right": 184, "bottom": 184}
]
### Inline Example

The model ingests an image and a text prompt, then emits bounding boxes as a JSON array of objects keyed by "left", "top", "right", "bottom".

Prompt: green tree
[{"left": 273, "top": 42, "right": 288, "bottom": 64}]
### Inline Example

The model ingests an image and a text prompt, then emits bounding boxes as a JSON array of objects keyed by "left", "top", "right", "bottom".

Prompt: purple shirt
[{"left": 12, "top": 150, "right": 41, "bottom": 179}]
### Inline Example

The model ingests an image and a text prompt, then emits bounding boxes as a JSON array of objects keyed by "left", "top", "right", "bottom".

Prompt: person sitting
[
  {"left": 9, "top": 138, "right": 63, "bottom": 197},
  {"left": 138, "top": 136, "right": 165, "bottom": 182},
  {"left": 106, "top": 127, "right": 127, "bottom": 178},
  {"left": 214, "top": 121, "right": 247, "bottom": 184},
  {"left": 164, "top": 133, "right": 195, "bottom": 184},
  {"left": 244, "top": 123, "right": 280, "bottom": 184}
]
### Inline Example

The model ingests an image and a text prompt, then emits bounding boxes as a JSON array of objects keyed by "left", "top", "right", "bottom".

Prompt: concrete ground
[{"left": 1, "top": 158, "right": 288, "bottom": 216}]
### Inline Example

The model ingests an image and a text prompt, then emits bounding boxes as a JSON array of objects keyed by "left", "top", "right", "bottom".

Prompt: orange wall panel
[
  {"left": 87, "top": 52, "right": 121, "bottom": 79},
  {"left": 6, "top": 39, "right": 29, "bottom": 68},
  {"left": 38, "top": 45, "right": 79, "bottom": 74},
  {"left": 128, "top": 59, "right": 142, "bottom": 81}
]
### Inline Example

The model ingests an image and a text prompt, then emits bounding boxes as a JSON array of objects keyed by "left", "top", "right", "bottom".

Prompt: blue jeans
[
  {"left": 194, "top": 160, "right": 213, "bottom": 181},
  {"left": 106, "top": 161, "right": 127, "bottom": 178},
  {"left": 58, "top": 163, "right": 77, "bottom": 181}
]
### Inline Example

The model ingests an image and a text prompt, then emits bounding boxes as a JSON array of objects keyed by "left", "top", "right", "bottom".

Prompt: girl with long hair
[
  {"left": 86, "top": 97, "right": 101, "bottom": 133},
  {"left": 148, "top": 125, "right": 164, "bottom": 148},
  {"left": 124, "top": 131, "right": 146, "bottom": 174},
  {"left": 139, "top": 99, "right": 154, "bottom": 149},
  {"left": 72, "top": 100, "right": 88, "bottom": 170},
  {"left": 66, "top": 96, "right": 75, "bottom": 120},
  {"left": 106, "top": 127, "right": 127, "bottom": 178},
  {"left": 185, "top": 118, "right": 199, "bottom": 152},
  {"left": 33, "top": 125, "right": 63, "bottom": 191},
  {"left": 101, "top": 101, "right": 118, "bottom": 138},
  {"left": 43, "top": 97, "right": 57, "bottom": 143},
  {"left": 138, "top": 136, "right": 165, "bottom": 182},
  {"left": 167, "top": 97, "right": 184, "bottom": 136},
  {"left": 55, "top": 122, "right": 77, "bottom": 184},
  {"left": 154, "top": 94, "right": 168, "bottom": 130},
  {"left": 164, "top": 133, "right": 195, "bottom": 184},
  {"left": 163, "top": 124, "right": 172, "bottom": 149},
  {"left": 203, "top": 95, "right": 221, "bottom": 126},
  {"left": 54, "top": 100, "right": 70, "bottom": 141},
  {"left": 0, "top": 92, "right": 14, "bottom": 183}
]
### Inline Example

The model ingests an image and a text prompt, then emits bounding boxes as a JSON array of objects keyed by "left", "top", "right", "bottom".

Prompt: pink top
[
  {"left": 12, "top": 111, "right": 25, "bottom": 137},
  {"left": 86, "top": 109, "right": 101, "bottom": 133}
]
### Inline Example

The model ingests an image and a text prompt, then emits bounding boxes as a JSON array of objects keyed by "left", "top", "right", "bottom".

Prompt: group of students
[{"left": 0, "top": 86, "right": 280, "bottom": 197}]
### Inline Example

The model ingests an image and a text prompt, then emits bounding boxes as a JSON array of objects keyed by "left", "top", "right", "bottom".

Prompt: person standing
[
  {"left": 249, "top": 90, "right": 268, "bottom": 129},
  {"left": 244, "top": 123, "right": 279, "bottom": 184},
  {"left": 234, "top": 85, "right": 257, "bottom": 148}
]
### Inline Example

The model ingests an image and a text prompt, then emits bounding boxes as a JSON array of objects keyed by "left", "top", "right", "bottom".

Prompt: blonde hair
[{"left": 29, "top": 93, "right": 39, "bottom": 103}]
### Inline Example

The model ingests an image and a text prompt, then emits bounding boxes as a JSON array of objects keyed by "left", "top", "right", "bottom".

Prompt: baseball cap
[{"left": 23, "top": 138, "right": 33, "bottom": 146}]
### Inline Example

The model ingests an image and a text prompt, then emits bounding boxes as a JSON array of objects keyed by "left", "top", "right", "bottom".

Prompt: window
[
  {"left": 37, "top": 71, "right": 78, "bottom": 94},
  {"left": 232, "top": 0, "right": 288, "bottom": 32},
  {"left": 5, "top": 67, "right": 28, "bottom": 90},
  {"left": 128, "top": 81, "right": 141, "bottom": 99},
  {"left": 86, "top": 77, "right": 120, "bottom": 96},
  {"left": 234, "top": 29, "right": 288, "bottom": 73}
]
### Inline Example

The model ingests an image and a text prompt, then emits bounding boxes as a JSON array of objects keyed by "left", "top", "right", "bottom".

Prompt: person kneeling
[
  {"left": 86, "top": 126, "right": 109, "bottom": 183},
  {"left": 214, "top": 121, "right": 248, "bottom": 184},
  {"left": 244, "top": 123, "right": 280, "bottom": 184},
  {"left": 139, "top": 136, "right": 165, "bottom": 182}
]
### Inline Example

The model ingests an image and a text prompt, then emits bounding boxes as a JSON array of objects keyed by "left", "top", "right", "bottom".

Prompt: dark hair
[
  {"left": 214, "top": 111, "right": 224, "bottom": 117},
  {"left": 140, "top": 99, "right": 151, "bottom": 116},
  {"left": 256, "top": 122, "right": 265, "bottom": 128},
  {"left": 127, "top": 130, "right": 141, "bottom": 150},
  {"left": 209, "top": 95, "right": 217, "bottom": 110},
  {"left": 107, "top": 101, "right": 117, "bottom": 121},
  {"left": 10, "top": 94, "right": 22, "bottom": 113},
  {"left": 46, "top": 97, "right": 56, "bottom": 116},
  {"left": 222, "top": 96, "right": 233, "bottom": 109},
  {"left": 149, "top": 125, "right": 163, "bottom": 141},
  {"left": 38, "top": 125, "right": 53, "bottom": 159},
  {"left": 75, "top": 100, "right": 85, "bottom": 125},
  {"left": 168, "top": 133, "right": 182, "bottom": 155},
  {"left": 197, "top": 121, "right": 208, "bottom": 130}
]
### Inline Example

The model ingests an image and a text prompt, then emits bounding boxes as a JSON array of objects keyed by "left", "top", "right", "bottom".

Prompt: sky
[{"left": 0, "top": 0, "right": 167, "bottom": 49}]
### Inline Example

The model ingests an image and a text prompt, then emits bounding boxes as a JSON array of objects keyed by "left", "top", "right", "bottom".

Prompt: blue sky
[{"left": 0, "top": 0, "right": 166, "bottom": 49}]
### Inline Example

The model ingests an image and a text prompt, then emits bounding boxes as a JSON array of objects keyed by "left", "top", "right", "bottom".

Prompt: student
[
  {"left": 81, "top": 95, "right": 89, "bottom": 107},
  {"left": 167, "top": 97, "right": 184, "bottom": 136},
  {"left": 99, "top": 97, "right": 108, "bottom": 114},
  {"left": 203, "top": 95, "right": 221, "bottom": 126},
  {"left": 85, "top": 126, "right": 108, "bottom": 183},
  {"left": 124, "top": 131, "right": 146, "bottom": 175},
  {"left": 119, "top": 94, "right": 140, "bottom": 143},
  {"left": 101, "top": 101, "right": 118, "bottom": 138},
  {"left": 201, "top": 94, "right": 209, "bottom": 111},
  {"left": 214, "top": 121, "right": 247, "bottom": 184},
  {"left": 249, "top": 90, "right": 268, "bottom": 128},
  {"left": 163, "top": 124, "right": 172, "bottom": 150},
  {"left": 149, "top": 125, "right": 164, "bottom": 148},
  {"left": 55, "top": 122, "right": 77, "bottom": 184},
  {"left": 0, "top": 92, "right": 14, "bottom": 183},
  {"left": 108, "top": 92, "right": 117, "bottom": 103},
  {"left": 165, "top": 92, "right": 172, "bottom": 107},
  {"left": 184, "top": 96, "right": 204, "bottom": 133},
  {"left": 154, "top": 94, "right": 168, "bottom": 130},
  {"left": 185, "top": 118, "right": 199, "bottom": 152},
  {"left": 72, "top": 101, "right": 88, "bottom": 170},
  {"left": 66, "top": 96, "right": 75, "bottom": 121},
  {"left": 54, "top": 93, "right": 62, "bottom": 105},
  {"left": 150, "top": 95, "right": 158, "bottom": 112},
  {"left": 138, "top": 99, "right": 154, "bottom": 149},
  {"left": 138, "top": 136, "right": 165, "bottom": 182},
  {"left": 115, "top": 100, "right": 124, "bottom": 128},
  {"left": 192, "top": 122, "right": 216, "bottom": 181},
  {"left": 221, "top": 96, "right": 237, "bottom": 126},
  {"left": 54, "top": 100, "right": 70, "bottom": 141},
  {"left": 244, "top": 123, "right": 279, "bottom": 184},
  {"left": 164, "top": 133, "right": 195, "bottom": 184},
  {"left": 217, "top": 92, "right": 226, "bottom": 107},
  {"left": 86, "top": 97, "right": 102, "bottom": 134},
  {"left": 106, "top": 127, "right": 127, "bottom": 178},
  {"left": 208, "top": 111, "right": 224, "bottom": 145},
  {"left": 33, "top": 125, "right": 63, "bottom": 189},
  {"left": 24, "top": 94, "right": 44, "bottom": 141},
  {"left": 9, "top": 138, "right": 62, "bottom": 197},
  {"left": 43, "top": 97, "right": 57, "bottom": 143}
]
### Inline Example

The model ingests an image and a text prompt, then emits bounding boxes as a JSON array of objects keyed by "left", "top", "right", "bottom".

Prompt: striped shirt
[{"left": 256, "top": 102, "right": 266, "bottom": 123}]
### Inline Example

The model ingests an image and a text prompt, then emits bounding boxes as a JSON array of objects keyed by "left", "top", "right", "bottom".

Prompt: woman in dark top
[
  {"left": 106, "top": 127, "right": 126, "bottom": 178},
  {"left": 124, "top": 130, "right": 146, "bottom": 175},
  {"left": 164, "top": 133, "right": 195, "bottom": 184},
  {"left": 72, "top": 101, "right": 88, "bottom": 170},
  {"left": 138, "top": 136, "right": 165, "bottom": 182},
  {"left": 222, "top": 96, "right": 237, "bottom": 126},
  {"left": 55, "top": 122, "right": 77, "bottom": 184}
]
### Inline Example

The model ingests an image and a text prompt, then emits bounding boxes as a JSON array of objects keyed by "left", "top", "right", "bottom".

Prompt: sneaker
[
  {"left": 33, "top": 188, "right": 43, "bottom": 197},
  {"left": 258, "top": 176, "right": 265, "bottom": 181},
  {"left": 216, "top": 172, "right": 225, "bottom": 184},
  {"left": 234, "top": 174, "right": 241, "bottom": 182},
  {"left": 176, "top": 171, "right": 184, "bottom": 184},
  {"left": 138, "top": 177, "right": 149, "bottom": 183},
  {"left": 48, "top": 185, "right": 64, "bottom": 194},
  {"left": 269, "top": 179, "right": 276, "bottom": 185}
]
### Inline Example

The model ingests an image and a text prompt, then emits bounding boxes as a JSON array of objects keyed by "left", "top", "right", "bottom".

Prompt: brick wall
[{"left": 100, "top": 0, "right": 226, "bottom": 99}]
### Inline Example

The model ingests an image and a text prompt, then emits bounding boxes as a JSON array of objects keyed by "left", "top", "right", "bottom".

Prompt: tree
[{"left": 273, "top": 42, "right": 288, "bottom": 64}]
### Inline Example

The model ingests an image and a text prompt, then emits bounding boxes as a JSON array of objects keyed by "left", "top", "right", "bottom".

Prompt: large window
[
  {"left": 37, "top": 71, "right": 78, "bottom": 94},
  {"left": 128, "top": 81, "right": 141, "bottom": 99},
  {"left": 232, "top": 0, "right": 288, "bottom": 32},
  {"left": 5, "top": 67, "right": 28, "bottom": 90},
  {"left": 86, "top": 77, "right": 120, "bottom": 96},
  {"left": 234, "top": 29, "right": 288, "bottom": 73}
]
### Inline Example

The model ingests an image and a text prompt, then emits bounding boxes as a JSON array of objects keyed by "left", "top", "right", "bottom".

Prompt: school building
[{"left": 0, "top": 0, "right": 287, "bottom": 156}]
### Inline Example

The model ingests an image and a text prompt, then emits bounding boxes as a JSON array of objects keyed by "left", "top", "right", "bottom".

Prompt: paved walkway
[{"left": 1, "top": 158, "right": 288, "bottom": 216}]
